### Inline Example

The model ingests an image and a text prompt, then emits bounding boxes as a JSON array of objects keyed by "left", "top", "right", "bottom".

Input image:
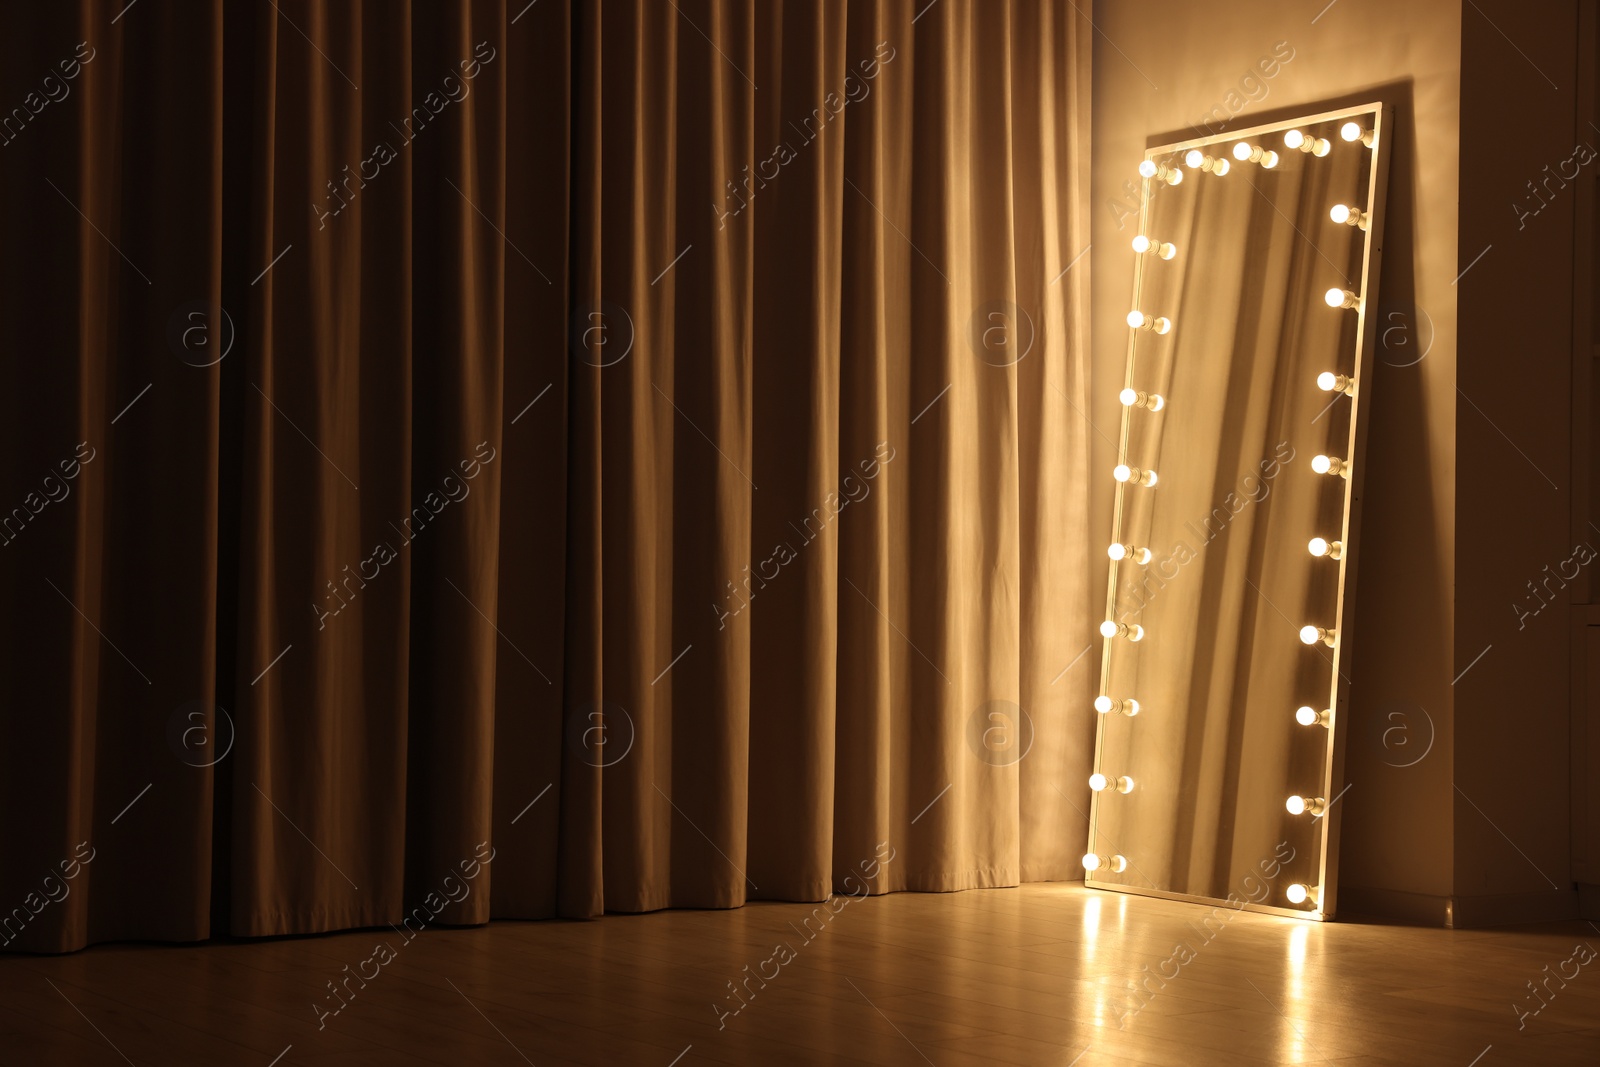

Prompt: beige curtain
[{"left": 0, "top": 0, "right": 1092, "bottom": 954}]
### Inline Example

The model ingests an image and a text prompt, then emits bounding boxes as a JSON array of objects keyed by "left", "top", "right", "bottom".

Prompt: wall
[
  {"left": 1452, "top": 0, "right": 1581, "bottom": 922},
  {"left": 1092, "top": 0, "right": 1466, "bottom": 914}
]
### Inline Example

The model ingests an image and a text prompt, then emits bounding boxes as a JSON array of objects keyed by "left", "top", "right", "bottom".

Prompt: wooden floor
[{"left": 3, "top": 883, "right": 1599, "bottom": 1065}]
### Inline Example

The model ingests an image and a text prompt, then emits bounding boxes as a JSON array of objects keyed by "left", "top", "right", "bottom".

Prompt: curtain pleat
[{"left": 0, "top": 0, "right": 1092, "bottom": 954}]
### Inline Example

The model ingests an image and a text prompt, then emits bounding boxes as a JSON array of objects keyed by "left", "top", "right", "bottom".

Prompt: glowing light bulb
[
  {"left": 1311, "top": 454, "right": 1349, "bottom": 478},
  {"left": 1131, "top": 235, "right": 1177, "bottom": 259},
  {"left": 1113, "top": 465, "right": 1157, "bottom": 487},
  {"left": 1325, "top": 287, "right": 1360, "bottom": 310},
  {"left": 1127, "top": 310, "right": 1172, "bottom": 334},
  {"left": 1330, "top": 204, "right": 1369, "bottom": 230},
  {"left": 1090, "top": 773, "right": 1135, "bottom": 794},
  {"left": 1139, "top": 160, "right": 1183, "bottom": 185},
  {"left": 1101, "top": 620, "right": 1145, "bottom": 642},
  {"left": 1108, "top": 543, "right": 1153, "bottom": 564},
  {"left": 1317, "top": 371, "right": 1355, "bottom": 395},
  {"left": 1341, "top": 122, "right": 1375, "bottom": 147},
  {"left": 1286, "top": 129, "right": 1332, "bottom": 155},
  {"left": 1286, "top": 794, "right": 1327, "bottom": 816},
  {"left": 1286, "top": 883, "right": 1319, "bottom": 906},
  {"left": 1296, "top": 705, "right": 1330, "bottom": 727},
  {"left": 1184, "top": 150, "right": 1230, "bottom": 175},
  {"left": 1232, "top": 143, "right": 1279, "bottom": 167},
  {"left": 1083, "top": 853, "right": 1127, "bottom": 873},
  {"left": 1094, "top": 696, "right": 1139, "bottom": 716},
  {"left": 1308, "top": 537, "right": 1343, "bottom": 560},
  {"left": 1120, "top": 388, "right": 1165, "bottom": 411},
  {"left": 1088, "top": 773, "right": 1108, "bottom": 791},
  {"left": 1299, "top": 625, "right": 1336, "bottom": 647}
]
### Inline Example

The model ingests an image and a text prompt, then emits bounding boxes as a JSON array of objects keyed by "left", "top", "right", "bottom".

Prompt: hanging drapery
[{"left": 0, "top": 0, "right": 1093, "bottom": 954}]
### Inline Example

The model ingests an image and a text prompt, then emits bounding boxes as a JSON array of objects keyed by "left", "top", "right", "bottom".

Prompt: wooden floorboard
[{"left": 1, "top": 883, "right": 1597, "bottom": 1065}]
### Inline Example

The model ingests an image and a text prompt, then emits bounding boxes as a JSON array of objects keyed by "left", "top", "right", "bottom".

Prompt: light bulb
[
  {"left": 1296, "top": 705, "right": 1330, "bottom": 727},
  {"left": 1308, "top": 537, "right": 1343, "bottom": 560},
  {"left": 1330, "top": 204, "right": 1369, "bottom": 230},
  {"left": 1299, "top": 625, "right": 1336, "bottom": 647},
  {"left": 1088, "top": 773, "right": 1108, "bottom": 791},
  {"left": 1311, "top": 454, "right": 1349, "bottom": 478},
  {"left": 1286, "top": 883, "right": 1319, "bottom": 906},
  {"left": 1090, "top": 773, "right": 1135, "bottom": 794},
  {"left": 1325, "top": 287, "right": 1361, "bottom": 310},
  {"left": 1101, "top": 620, "right": 1144, "bottom": 642},
  {"left": 1113, "top": 464, "right": 1157, "bottom": 487},
  {"left": 1131, "top": 235, "right": 1177, "bottom": 259},
  {"left": 1184, "top": 150, "right": 1230, "bottom": 175},
  {"left": 1083, "top": 853, "right": 1127, "bottom": 873},
  {"left": 1108, "top": 543, "right": 1152, "bottom": 564},
  {"left": 1286, "top": 130, "right": 1332, "bottom": 155},
  {"left": 1317, "top": 371, "right": 1355, "bottom": 396},
  {"left": 1341, "top": 122, "right": 1375, "bottom": 147},
  {"left": 1139, "top": 160, "right": 1183, "bottom": 185},
  {"left": 1120, "top": 388, "right": 1165, "bottom": 411},
  {"left": 1286, "top": 794, "right": 1327, "bottom": 817},
  {"left": 1095, "top": 696, "right": 1139, "bottom": 716},
  {"left": 1127, "top": 310, "right": 1172, "bottom": 333},
  {"left": 1232, "top": 143, "right": 1279, "bottom": 167}
]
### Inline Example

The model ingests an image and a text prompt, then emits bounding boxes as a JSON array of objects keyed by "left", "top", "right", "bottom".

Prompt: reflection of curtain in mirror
[{"left": 1105, "top": 136, "right": 1362, "bottom": 900}]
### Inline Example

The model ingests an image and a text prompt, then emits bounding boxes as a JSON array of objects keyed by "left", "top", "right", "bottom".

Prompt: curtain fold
[{"left": 0, "top": 0, "right": 1092, "bottom": 955}]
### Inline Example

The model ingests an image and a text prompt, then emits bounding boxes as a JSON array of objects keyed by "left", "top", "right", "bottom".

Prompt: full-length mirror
[{"left": 1085, "top": 104, "right": 1393, "bottom": 920}]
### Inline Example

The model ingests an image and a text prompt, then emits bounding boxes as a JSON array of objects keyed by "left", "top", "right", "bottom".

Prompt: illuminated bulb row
[
  {"left": 1341, "top": 121, "right": 1375, "bottom": 147},
  {"left": 1284, "top": 129, "right": 1331, "bottom": 156},
  {"left": 1317, "top": 371, "right": 1355, "bottom": 396},
  {"left": 1108, "top": 543, "right": 1152, "bottom": 564},
  {"left": 1184, "top": 149, "right": 1231, "bottom": 175},
  {"left": 1330, "top": 203, "right": 1368, "bottom": 230},
  {"left": 1082, "top": 852, "right": 1127, "bottom": 873},
  {"left": 1232, "top": 142, "right": 1279, "bottom": 168},
  {"left": 1089, "top": 772, "right": 1135, "bottom": 794},
  {"left": 1324, "top": 287, "right": 1361, "bottom": 310},
  {"left": 1311, "top": 454, "right": 1349, "bottom": 478},
  {"left": 1138, "top": 160, "right": 1184, "bottom": 185},
  {"left": 1131, "top": 234, "right": 1177, "bottom": 260},
  {"left": 1113, "top": 464, "right": 1158, "bottom": 487},
  {"left": 1299, "top": 625, "right": 1336, "bottom": 648},
  {"left": 1296, "top": 705, "right": 1331, "bottom": 727},
  {"left": 1094, "top": 695, "right": 1140, "bottom": 716},
  {"left": 1308, "top": 537, "right": 1342, "bottom": 560},
  {"left": 1120, "top": 387, "right": 1165, "bottom": 411},
  {"left": 1286, "top": 794, "right": 1326, "bottom": 817},
  {"left": 1100, "top": 620, "right": 1144, "bottom": 642},
  {"left": 1126, "top": 310, "right": 1172, "bottom": 334}
]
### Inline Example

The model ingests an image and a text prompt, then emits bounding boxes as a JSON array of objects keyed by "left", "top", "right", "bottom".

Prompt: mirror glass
[{"left": 1086, "top": 105, "right": 1391, "bottom": 919}]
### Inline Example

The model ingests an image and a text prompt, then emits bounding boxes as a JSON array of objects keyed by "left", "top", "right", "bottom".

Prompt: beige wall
[{"left": 1091, "top": 0, "right": 1466, "bottom": 908}]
